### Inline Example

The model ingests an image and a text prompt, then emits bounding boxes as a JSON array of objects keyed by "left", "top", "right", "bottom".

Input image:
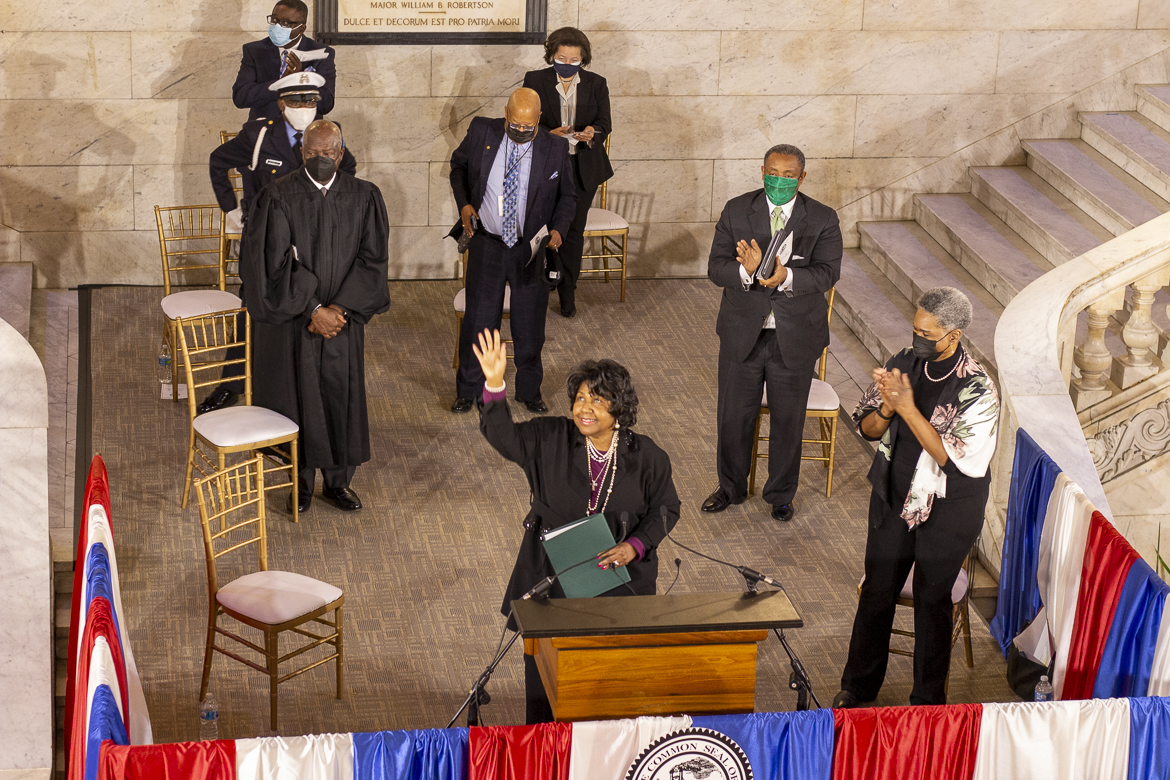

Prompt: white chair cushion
[
  {"left": 858, "top": 566, "right": 969, "bottom": 604},
  {"left": 161, "top": 290, "right": 240, "bottom": 320},
  {"left": 807, "top": 378, "right": 840, "bottom": 411},
  {"left": 584, "top": 208, "right": 628, "bottom": 232},
  {"left": 217, "top": 570, "right": 342, "bottom": 625},
  {"left": 453, "top": 284, "right": 510, "bottom": 314},
  {"left": 759, "top": 379, "right": 840, "bottom": 412},
  {"left": 193, "top": 405, "right": 299, "bottom": 448}
]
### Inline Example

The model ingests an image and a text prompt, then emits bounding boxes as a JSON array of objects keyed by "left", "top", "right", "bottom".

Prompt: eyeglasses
[
  {"left": 283, "top": 97, "right": 319, "bottom": 107},
  {"left": 508, "top": 123, "right": 537, "bottom": 132},
  {"left": 267, "top": 14, "right": 306, "bottom": 28}
]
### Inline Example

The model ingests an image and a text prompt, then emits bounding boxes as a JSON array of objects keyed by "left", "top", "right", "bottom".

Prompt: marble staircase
[{"left": 835, "top": 83, "right": 1170, "bottom": 384}]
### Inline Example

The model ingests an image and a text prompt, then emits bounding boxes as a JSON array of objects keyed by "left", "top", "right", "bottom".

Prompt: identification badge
[
  {"left": 498, "top": 194, "right": 505, "bottom": 215},
  {"left": 265, "top": 159, "right": 283, "bottom": 166}
]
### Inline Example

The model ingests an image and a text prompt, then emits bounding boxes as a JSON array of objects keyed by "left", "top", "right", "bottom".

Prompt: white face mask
[{"left": 284, "top": 106, "right": 316, "bottom": 132}]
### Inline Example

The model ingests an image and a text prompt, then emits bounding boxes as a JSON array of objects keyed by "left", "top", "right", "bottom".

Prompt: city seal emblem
[{"left": 624, "top": 728, "right": 753, "bottom": 780}]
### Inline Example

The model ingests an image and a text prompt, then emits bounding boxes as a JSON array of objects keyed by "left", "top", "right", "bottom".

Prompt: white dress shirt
[
  {"left": 555, "top": 73, "right": 580, "bottom": 155},
  {"left": 739, "top": 194, "right": 797, "bottom": 329},
  {"left": 304, "top": 167, "right": 336, "bottom": 193}
]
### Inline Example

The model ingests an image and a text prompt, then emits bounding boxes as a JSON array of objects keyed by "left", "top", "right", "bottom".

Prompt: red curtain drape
[
  {"left": 832, "top": 704, "right": 982, "bottom": 780},
  {"left": 97, "top": 740, "right": 237, "bottom": 780},
  {"left": 469, "top": 723, "right": 572, "bottom": 780},
  {"left": 68, "top": 599, "right": 131, "bottom": 780},
  {"left": 1061, "top": 511, "right": 1139, "bottom": 699}
]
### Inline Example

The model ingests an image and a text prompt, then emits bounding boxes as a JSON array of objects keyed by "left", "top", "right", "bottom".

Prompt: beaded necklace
[
  {"left": 924, "top": 345, "right": 963, "bottom": 383},
  {"left": 586, "top": 429, "right": 619, "bottom": 515}
]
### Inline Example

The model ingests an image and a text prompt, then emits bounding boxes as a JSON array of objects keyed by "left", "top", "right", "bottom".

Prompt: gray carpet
[{"left": 89, "top": 278, "right": 1015, "bottom": 742}]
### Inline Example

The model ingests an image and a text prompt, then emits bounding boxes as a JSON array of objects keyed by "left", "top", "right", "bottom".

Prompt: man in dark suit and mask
[
  {"left": 703, "top": 144, "right": 842, "bottom": 523},
  {"left": 448, "top": 87, "right": 577, "bottom": 415},
  {"left": 233, "top": 0, "right": 336, "bottom": 122}
]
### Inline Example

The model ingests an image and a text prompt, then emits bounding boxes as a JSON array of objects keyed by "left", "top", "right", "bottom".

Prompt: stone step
[
  {"left": 1022, "top": 138, "right": 1168, "bottom": 235},
  {"left": 834, "top": 248, "right": 917, "bottom": 367},
  {"left": 970, "top": 166, "right": 1111, "bottom": 265},
  {"left": 1136, "top": 85, "right": 1170, "bottom": 134},
  {"left": 0, "top": 262, "right": 33, "bottom": 340},
  {"left": 913, "top": 193, "right": 1052, "bottom": 308},
  {"left": 1079, "top": 111, "right": 1170, "bottom": 203},
  {"left": 859, "top": 221, "right": 1002, "bottom": 371}
]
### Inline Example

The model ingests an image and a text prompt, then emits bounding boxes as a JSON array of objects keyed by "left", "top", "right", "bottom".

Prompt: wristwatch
[{"left": 310, "top": 304, "right": 323, "bottom": 317}]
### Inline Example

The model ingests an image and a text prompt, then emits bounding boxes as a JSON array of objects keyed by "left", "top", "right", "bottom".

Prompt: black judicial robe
[{"left": 240, "top": 169, "right": 390, "bottom": 470}]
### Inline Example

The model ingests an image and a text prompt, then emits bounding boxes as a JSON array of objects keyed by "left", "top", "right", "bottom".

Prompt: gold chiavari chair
[
  {"left": 452, "top": 250, "right": 513, "bottom": 369},
  {"left": 218, "top": 130, "right": 245, "bottom": 289},
  {"left": 580, "top": 134, "right": 629, "bottom": 302},
  {"left": 194, "top": 457, "right": 344, "bottom": 730},
  {"left": 156, "top": 204, "right": 241, "bottom": 402},
  {"left": 176, "top": 308, "right": 301, "bottom": 523},
  {"left": 748, "top": 288, "right": 840, "bottom": 497}
]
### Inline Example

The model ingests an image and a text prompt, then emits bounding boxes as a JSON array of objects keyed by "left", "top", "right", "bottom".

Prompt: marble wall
[{"left": 0, "top": 1, "right": 1167, "bottom": 286}]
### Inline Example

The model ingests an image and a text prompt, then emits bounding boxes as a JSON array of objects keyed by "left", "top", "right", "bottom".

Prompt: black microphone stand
[{"left": 447, "top": 628, "right": 522, "bottom": 728}]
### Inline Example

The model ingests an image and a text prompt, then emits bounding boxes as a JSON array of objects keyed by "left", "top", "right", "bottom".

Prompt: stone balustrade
[{"left": 989, "top": 211, "right": 1170, "bottom": 576}]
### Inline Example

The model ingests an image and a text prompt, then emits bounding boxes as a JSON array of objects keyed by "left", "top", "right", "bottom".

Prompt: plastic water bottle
[
  {"left": 199, "top": 691, "right": 219, "bottom": 741},
  {"left": 157, "top": 342, "right": 173, "bottom": 385},
  {"left": 1034, "top": 675, "right": 1053, "bottom": 702}
]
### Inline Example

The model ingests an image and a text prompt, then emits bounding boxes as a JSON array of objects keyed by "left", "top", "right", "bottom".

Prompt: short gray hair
[
  {"left": 763, "top": 144, "right": 805, "bottom": 173},
  {"left": 916, "top": 286, "right": 972, "bottom": 332}
]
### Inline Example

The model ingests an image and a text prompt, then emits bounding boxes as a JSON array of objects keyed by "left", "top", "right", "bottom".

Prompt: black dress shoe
[
  {"left": 197, "top": 387, "right": 237, "bottom": 415},
  {"left": 771, "top": 503, "right": 795, "bottom": 523},
  {"left": 832, "top": 690, "right": 860, "bottom": 709},
  {"left": 451, "top": 396, "right": 474, "bottom": 414},
  {"left": 559, "top": 303, "right": 576, "bottom": 318},
  {"left": 323, "top": 486, "right": 362, "bottom": 511},
  {"left": 701, "top": 487, "right": 746, "bottom": 513},
  {"left": 519, "top": 397, "right": 548, "bottom": 414},
  {"left": 287, "top": 488, "right": 312, "bottom": 514}
]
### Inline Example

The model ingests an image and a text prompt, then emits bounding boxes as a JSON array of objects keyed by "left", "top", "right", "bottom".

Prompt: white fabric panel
[
  {"left": 83, "top": 506, "right": 154, "bottom": 744},
  {"left": 1040, "top": 476, "right": 1096, "bottom": 700},
  {"left": 805, "top": 379, "right": 839, "bottom": 411},
  {"left": 217, "top": 570, "right": 343, "bottom": 625},
  {"left": 1011, "top": 473, "right": 1075, "bottom": 667},
  {"left": 972, "top": 699, "right": 1130, "bottom": 780},
  {"left": 192, "top": 405, "right": 299, "bottom": 448},
  {"left": 236, "top": 733, "right": 354, "bottom": 780},
  {"left": 85, "top": 637, "right": 126, "bottom": 739},
  {"left": 160, "top": 290, "right": 241, "bottom": 320},
  {"left": 1148, "top": 601, "right": 1170, "bottom": 696},
  {"left": 584, "top": 208, "right": 629, "bottom": 232},
  {"left": 454, "top": 284, "right": 510, "bottom": 314},
  {"left": 568, "top": 715, "right": 691, "bottom": 780}
]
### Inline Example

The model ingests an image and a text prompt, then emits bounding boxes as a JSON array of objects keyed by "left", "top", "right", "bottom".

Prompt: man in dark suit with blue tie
[
  {"left": 448, "top": 88, "right": 577, "bottom": 414},
  {"left": 703, "top": 144, "right": 842, "bottom": 523},
  {"left": 233, "top": 0, "right": 336, "bottom": 122}
]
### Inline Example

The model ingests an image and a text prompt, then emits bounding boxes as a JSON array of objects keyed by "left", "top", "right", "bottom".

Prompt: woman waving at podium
[{"left": 472, "top": 328, "right": 681, "bottom": 722}]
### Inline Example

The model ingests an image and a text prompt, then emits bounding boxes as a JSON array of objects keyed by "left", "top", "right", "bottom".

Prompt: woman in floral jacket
[{"left": 833, "top": 287, "right": 999, "bottom": 708}]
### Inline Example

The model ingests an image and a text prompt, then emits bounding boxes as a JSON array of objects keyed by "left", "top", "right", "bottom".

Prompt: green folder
[{"left": 540, "top": 513, "right": 632, "bottom": 598}]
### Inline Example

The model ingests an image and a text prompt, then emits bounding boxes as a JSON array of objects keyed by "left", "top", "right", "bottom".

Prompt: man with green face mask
[{"left": 703, "top": 144, "right": 842, "bottom": 524}]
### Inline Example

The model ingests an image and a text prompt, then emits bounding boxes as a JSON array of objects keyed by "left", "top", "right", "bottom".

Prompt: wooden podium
[{"left": 511, "top": 591, "right": 802, "bottom": 722}]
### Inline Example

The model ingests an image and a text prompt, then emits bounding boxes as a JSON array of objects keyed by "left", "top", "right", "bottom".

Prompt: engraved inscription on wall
[{"left": 337, "top": 0, "right": 524, "bottom": 32}]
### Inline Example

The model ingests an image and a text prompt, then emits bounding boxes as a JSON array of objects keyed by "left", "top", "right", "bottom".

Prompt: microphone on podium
[{"left": 656, "top": 506, "right": 782, "bottom": 592}]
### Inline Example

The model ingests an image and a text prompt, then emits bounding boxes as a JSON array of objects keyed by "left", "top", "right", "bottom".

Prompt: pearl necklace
[
  {"left": 924, "top": 346, "right": 963, "bottom": 383},
  {"left": 586, "top": 430, "right": 619, "bottom": 515}
]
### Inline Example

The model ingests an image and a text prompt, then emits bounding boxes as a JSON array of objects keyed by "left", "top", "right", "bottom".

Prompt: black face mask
[
  {"left": 553, "top": 61, "right": 581, "bottom": 79},
  {"left": 506, "top": 123, "right": 536, "bottom": 145},
  {"left": 305, "top": 154, "right": 338, "bottom": 183},
  {"left": 912, "top": 331, "right": 952, "bottom": 359}
]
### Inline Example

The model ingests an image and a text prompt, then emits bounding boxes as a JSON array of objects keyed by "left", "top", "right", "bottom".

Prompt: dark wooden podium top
[{"left": 511, "top": 590, "right": 802, "bottom": 638}]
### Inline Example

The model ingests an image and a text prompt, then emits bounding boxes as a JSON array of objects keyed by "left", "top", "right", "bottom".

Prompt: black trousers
[
  {"left": 298, "top": 463, "right": 356, "bottom": 492},
  {"left": 555, "top": 156, "right": 598, "bottom": 305},
  {"left": 716, "top": 329, "right": 814, "bottom": 507},
  {"left": 456, "top": 231, "right": 549, "bottom": 402},
  {"left": 841, "top": 459, "right": 988, "bottom": 705}
]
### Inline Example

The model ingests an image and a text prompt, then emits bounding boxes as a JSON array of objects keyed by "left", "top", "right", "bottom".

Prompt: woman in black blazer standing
[{"left": 523, "top": 27, "right": 614, "bottom": 318}]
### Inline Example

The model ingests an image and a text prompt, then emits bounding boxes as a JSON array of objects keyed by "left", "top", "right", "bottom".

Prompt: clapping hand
[
  {"left": 736, "top": 239, "right": 762, "bottom": 276},
  {"left": 282, "top": 51, "right": 303, "bottom": 75},
  {"left": 471, "top": 328, "right": 507, "bottom": 388},
  {"left": 877, "top": 368, "right": 915, "bottom": 416}
]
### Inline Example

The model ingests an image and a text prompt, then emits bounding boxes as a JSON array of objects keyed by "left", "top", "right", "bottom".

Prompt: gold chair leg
[
  {"left": 603, "top": 241, "right": 611, "bottom": 284},
  {"left": 619, "top": 232, "right": 627, "bottom": 303},
  {"left": 962, "top": 599, "right": 974, "bottom": 667},
  {"left": 167, "top": 321, "right": 180, "bottom": 402},
  {"left": 826, "top": 416, "right": 838, "bottom": 498},
  {"left": 335, "top": 605, "right": 344, "bottom": 698},
  {"left": 266, "top": 629, "right": 279, "bottom": 732},
  {"left": 181, "top": 429, "right": 198, "bottom": 509},
  {"left": 748, "top": 411, "right": 764, "bottom": 496},
  {"left": 290, "top": 438, "right": 299, "bottom": 524},
  {"left": 453, "top": 313, "right": 463, "bottom": 369},
  {"left": 200, "top": 607, "right": 217, "bottom": 701}
]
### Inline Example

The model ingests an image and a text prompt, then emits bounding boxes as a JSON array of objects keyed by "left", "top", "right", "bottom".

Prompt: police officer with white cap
[{"left": 201, "top": 71, "right": 358, "bottom": 415}]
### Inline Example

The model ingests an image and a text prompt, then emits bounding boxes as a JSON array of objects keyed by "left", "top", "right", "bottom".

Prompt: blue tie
[{"left": 502, "top": 141, "right": 520, "bottom": 248}]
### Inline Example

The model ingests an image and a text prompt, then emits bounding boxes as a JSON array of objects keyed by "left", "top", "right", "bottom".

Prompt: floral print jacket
[{"left": 852, "top": 347, "right": 1000, "bottom": 529}]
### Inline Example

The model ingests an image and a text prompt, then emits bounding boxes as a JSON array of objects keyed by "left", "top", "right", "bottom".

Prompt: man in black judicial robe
[{"left": 240, "top": 120, "right": 390, "bottom": 513}]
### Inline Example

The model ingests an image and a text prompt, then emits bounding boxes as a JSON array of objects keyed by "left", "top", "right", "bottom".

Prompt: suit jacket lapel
[
  {"left": 525, "top": 130, "right": 554, "bottom": 226},
  {"left": 783, "top": 193, "right": 808, "bottom": 242},
  {"left": 749, "top": 190, "right": 772, "bottom": 249},
  {"left": 479, "top": 119, "right": 504, "bottom": 200},
  {"left": 541, "top": 68, "right": 561, "bottom": 126}
]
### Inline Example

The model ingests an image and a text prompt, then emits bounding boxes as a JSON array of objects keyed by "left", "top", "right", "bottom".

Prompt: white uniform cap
[{"left": 269, "top": 71, "right": 326, "bottom": 97}]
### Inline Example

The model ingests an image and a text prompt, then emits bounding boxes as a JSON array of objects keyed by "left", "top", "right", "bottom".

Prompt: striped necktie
[{"left": 501, "top": 141, "right": 520, "bottom": 248}]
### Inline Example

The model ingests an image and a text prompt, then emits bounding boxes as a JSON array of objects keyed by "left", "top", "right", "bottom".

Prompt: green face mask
[{"left": 763, "top": 174, "right": 799, "bottom": 206}]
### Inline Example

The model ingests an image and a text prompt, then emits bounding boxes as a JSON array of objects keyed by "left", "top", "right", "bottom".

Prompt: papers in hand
[
  {"left": 295, "top": 49, "right": 330, "bottom": 63},
  {"left": 756, "top": 231, "right": 792, "bottom": 282},
  {"left": 529, "top": 224, "right": 550, "bottom": 263}
]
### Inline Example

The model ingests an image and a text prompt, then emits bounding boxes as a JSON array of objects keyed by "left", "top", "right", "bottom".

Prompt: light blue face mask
[{"left": 268, "top": 24, "right": 293, "bottom": 46}]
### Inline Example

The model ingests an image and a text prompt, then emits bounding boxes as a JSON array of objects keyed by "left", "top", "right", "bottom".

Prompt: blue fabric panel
[
  {"left": 1129, "top": 697, "right": 1170, "bottom": 780},
  {"left": 990, "top": 428, "right": 1061, "bottom": 656},
  {"left": 1094, "top": 561, "right": 1170, "bottom": 698},
  {"left": 85, "top": 684, "right": 129, "bottom": 780},
  {"left": 692, "top": 710, "right": 834, "bottom": 780},
  {"left": 85, "top": 543, "right": 122, "bottom": 645},
  {"left": 353, "top": 727, "right": 470, "bottom": 780}
]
